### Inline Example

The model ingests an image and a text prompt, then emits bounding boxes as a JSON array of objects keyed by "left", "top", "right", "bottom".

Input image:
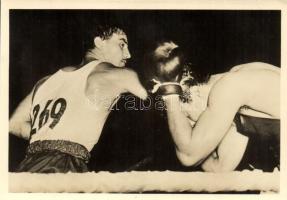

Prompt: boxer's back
[
  {"left": 30, "top": 60, "right": 111, "bottom": 151},
  {"left": 228, "top": 64, "right": 280, "bottom": 119}
]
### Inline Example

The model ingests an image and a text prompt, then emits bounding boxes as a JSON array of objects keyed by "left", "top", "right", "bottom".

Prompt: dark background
[{"left": 9, "top": 10, "right": 280, "bottom": 172}]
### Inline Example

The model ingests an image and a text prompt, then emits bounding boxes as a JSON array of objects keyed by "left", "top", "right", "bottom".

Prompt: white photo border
[{"left": 1, "top": 0, "right": 287, "bottom": 199}]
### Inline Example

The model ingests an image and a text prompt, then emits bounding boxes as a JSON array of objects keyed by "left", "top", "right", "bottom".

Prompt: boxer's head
[
  {"left": 143, "top": 41, "right": 193, "bottom": 87},
  {"left": 157, "top": 44, "right": 186, "bottom": 82},
  {"left": 153, "top": 41, "right": 179, "bottom": 60},
  {"left": 150, "top": 40, "right": 209, "bottom": 84},
  {"left": 84, "top": 25, "right": 131, "bottom": 67},
  {"left": 142, "top": 40, "right": 209, "bottom": 100}
]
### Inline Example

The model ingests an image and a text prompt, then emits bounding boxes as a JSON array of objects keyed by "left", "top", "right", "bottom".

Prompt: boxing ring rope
[{"left": 9, "top": 170, "right": 279, "bottom": 193}]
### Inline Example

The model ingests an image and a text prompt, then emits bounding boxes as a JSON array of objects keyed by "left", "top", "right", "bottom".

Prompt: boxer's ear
[{"left": 94, "top": 37, "right": 104, "bottom": 48}]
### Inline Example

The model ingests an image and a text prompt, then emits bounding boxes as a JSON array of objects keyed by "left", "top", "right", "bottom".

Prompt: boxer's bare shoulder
[
  {"left": 87, "top": 62, "right": 135, "bottom": 84},
  {"left": 230, "top": 62, "right": 280, "bottom": 73},
  {"left": 208, "top": 72, "right": 248, "bottom": 112},
  {"left": 207, "top": 62, "right": 279, "bottom": 94},
  {"left": 207, "top": 73, "right": 225, "bottom": 85},
  {"left": 85, "top": 62, "right": 143, "bottom": 99},
  {"left": 209, "top": 67, "right": 280, "bottom": 118},
  {"left": 212, "top": 64, "right": 279, "bottom": 94}
]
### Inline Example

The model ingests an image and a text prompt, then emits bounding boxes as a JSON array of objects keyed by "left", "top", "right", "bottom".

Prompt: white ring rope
[{"left": 9, "top": 170, "right": 279, "bottom": 193}]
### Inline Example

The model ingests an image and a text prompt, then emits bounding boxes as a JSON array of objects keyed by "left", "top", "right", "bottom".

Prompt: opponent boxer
[
  {"left": 149, "top": 41, "right": 280, "bottom": 172},
  {"left": 9, "top": 24, "right": 147, "bottom": 173}
]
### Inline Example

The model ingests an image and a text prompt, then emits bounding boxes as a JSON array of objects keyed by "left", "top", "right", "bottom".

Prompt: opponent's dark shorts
[
  {"left": 234, "top": 113, "right": 280, "bottom": 172},
  {"left": 16, "top": 140, "right": 90, "bottom": 173}
]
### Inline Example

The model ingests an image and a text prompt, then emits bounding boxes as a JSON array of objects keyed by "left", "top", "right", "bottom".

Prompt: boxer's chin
[
  {"left": 111, "top": 60, "right": 125, "bottom": 68},
  {"left": 117, "top": 61, "right": 126, "bottom": 68}
]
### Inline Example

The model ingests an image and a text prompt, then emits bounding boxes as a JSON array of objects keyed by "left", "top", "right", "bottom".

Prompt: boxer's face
[{"left": 99, "top": 33, "right": 131, "bottom": 67}]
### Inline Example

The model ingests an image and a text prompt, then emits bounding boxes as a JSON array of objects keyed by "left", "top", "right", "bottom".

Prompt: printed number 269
[{"left": 30, "top": 98, "right": 67, "bottom": 135}]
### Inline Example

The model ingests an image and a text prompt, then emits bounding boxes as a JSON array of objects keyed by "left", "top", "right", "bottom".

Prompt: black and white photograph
[{"left": 1, "top": 0, "right": 287, "bottom": 198}]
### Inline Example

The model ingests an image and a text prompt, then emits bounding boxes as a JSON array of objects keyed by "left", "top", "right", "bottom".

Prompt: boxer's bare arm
[
  {"left": 9, "top": 75, "right": 51, "bottom": 139},
  {"left": 9, "top": 92, "right": 32, "bottom": 140},
  {"left": 86, "top": 62, "right": 147, "bottom": 100},
  {"left": 165, "top": 74, "right": 247, "bottom": 166},
  {"left": 164, "top": 95, "right": 194, "bottom": 159},
  {"left": 201, "top": 125, "right": 248, "bottom": 172}
]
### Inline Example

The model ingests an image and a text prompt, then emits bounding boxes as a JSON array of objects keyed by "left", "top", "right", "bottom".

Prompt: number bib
[{"left": 30, "top": 98, "right": 67, "bottom": 136}]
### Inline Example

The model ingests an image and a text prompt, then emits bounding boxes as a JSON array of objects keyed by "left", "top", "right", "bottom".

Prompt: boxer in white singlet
[{"left": 9, "top": 25, "right": 147, "bottom": 173}]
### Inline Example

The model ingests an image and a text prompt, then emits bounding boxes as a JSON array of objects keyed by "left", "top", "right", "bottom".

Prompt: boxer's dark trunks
[
  {"left": 234, "top": 113, "right": 280, "bottom": 171},
  {"left": 16, "top": 140, "right": 90, "bottom": 173}
]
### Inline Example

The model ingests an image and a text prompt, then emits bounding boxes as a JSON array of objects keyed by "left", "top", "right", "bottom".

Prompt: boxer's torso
[
  {"left": 181, "top": 62, "right": 280, "bottom": 133},
  {"left": 29, "top": 60, "right": 118, "bottom": 151}
]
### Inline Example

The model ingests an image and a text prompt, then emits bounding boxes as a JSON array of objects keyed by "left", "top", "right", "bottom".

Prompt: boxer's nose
[{"left": 124, "top": 48, "right": 131, "bottom": 59}]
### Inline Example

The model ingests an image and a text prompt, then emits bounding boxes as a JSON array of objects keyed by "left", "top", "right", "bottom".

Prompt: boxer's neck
[{"left": 84, "top": 48, "right": 106, "bottom": 64}]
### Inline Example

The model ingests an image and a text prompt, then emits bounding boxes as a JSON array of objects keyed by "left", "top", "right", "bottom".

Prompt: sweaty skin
[{"left": 164, "top": 62, "right": 280, "bottom": 171}]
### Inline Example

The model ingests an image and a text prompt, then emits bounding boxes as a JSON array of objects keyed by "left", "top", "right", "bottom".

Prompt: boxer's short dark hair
[
  {"left": 93, "top": 25, "right": 125, "bottom": 40},
  {"left": 83, "top": 24, "right": 125, "bottom": 52}
]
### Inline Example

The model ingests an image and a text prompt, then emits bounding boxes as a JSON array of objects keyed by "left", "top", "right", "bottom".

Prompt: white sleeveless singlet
[{"left": 29, "top": 60, "right": 108, "bottom": 151}]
